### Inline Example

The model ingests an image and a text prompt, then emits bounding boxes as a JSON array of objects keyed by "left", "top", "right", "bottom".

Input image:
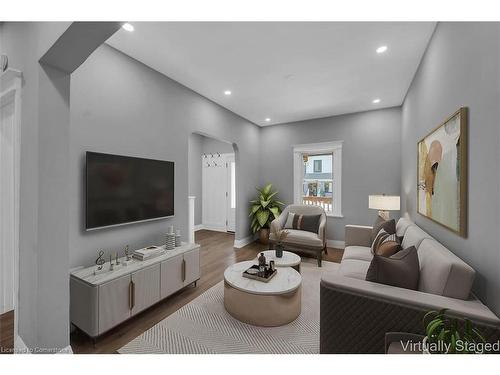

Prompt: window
[
  {"left": 293, "top": 141, "right": 343, "bottom": 217},
  {"left": 313, "top": 159, "right": 322, "bottom": 173}
]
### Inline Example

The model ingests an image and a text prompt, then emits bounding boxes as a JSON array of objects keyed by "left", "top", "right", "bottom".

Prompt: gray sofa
[
  {"left": 320, "top": 217, "right": 500, "bottom": 353},
  {"left": 269, "top": 204, "right": 327, "bottom": 266}
]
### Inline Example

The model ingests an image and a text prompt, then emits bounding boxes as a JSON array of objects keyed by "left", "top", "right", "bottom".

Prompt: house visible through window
[
  {"left": 313, "top": 159, "right": 322, "bottom": 173},
  {"left": 303, "top": 154, "right": 333, "bottom": 212},
  {"left": 293, "top": 141, "right": 343, "bottom": 217}
]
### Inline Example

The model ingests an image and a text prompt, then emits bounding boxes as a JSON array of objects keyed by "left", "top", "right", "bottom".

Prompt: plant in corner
[
  {"left": 422, "top": 308, "right": 487, "bottom": 354},
  {"left": 249, "top": 183, "right": 284, "bottom": 245}
]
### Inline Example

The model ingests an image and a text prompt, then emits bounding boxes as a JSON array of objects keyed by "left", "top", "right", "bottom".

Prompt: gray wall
[
  {"left": 1, "top": 22, "right": 75, "bottom": 351},
  {"left": 259, "top": 107, "right": 402, "bottom": 241},
  {"left": 69, "top": 44, "right": 260, "bottom": 268},
  {"left": 188, "top": 134, "right": 234, "bottom": 226},
  {"left": 401, "top": 22, "right": 500, "bottom": 315}
]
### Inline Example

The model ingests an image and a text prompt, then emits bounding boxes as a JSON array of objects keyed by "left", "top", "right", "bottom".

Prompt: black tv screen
[{"left": 86, "top": 152, "right": 174, "bottom": 230}]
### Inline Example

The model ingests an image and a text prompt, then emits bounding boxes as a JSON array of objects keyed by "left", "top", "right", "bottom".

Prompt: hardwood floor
[
  {"left": 70, "top": 230, "right": 343, "bottom": 354},
  {"left": 0, "top": 310, "right": 14, "bottom": 354}
]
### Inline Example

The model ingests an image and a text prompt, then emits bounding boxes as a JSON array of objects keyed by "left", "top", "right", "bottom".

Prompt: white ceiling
[{"left": 107, "top": 22, "right": 436, "bottom": 126}]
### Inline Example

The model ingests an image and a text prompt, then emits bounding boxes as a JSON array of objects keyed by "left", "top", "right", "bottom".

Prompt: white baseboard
[
  {"left": 327, "top": 239, "right": 345, "bottom": 249},
  {"left": 194, "top": 224, "right": 204, "bottom": 231},
  {"left": 234, "top": 234, "right": 257, "bottom": 249},
  {"left": 200, "top": 224, "right": 228, "bottom": 233},
  {"left": 14, "top": 334, "right": 29, "bottom": 354}
]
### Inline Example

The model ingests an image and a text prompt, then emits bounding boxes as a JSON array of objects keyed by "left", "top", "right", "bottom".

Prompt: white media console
[{"left": 70, "top": 242, "right": 200, "bottom": 337}]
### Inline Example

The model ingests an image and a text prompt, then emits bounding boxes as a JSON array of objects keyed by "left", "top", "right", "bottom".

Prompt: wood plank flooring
[
  {"left": 70, "top": 230, "right": 343, "bottom": 354},
  {"left": 0, "top": 310, "right": 14, "bottom": 354}
]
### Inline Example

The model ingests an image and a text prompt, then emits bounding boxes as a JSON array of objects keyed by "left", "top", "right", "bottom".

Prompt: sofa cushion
[
  {"left": 339, "top": 258, "right": 371, "bottom": 280},
  {"left": 342, "top": 246, "right": 373, "bottom": 262},
  {"left": 371, "top": 217, "right": 396, "bottom": 241},
  {"left": 401, "top": 225, "right": 432, "bottom": 249},
  {"left": 417, "top": 239, "right": 475, "bottom": 300},
  {"left": 396, "top": 218, "right": 413, "bottom": 238},
  {"left": 281, "top": 229, "right": 323, "bottom": 248},
  {"left": 366, "top": 246, "right": 420, "bottom": 290}
]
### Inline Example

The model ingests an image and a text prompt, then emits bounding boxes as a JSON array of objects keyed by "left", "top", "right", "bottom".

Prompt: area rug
[{"left": 118, "top": 259, "right": 339, "bottom": 354}]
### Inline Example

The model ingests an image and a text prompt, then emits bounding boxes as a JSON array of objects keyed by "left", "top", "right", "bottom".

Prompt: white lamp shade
[{"left": 369, "top": 195, "right": 400, "bottom": 211}]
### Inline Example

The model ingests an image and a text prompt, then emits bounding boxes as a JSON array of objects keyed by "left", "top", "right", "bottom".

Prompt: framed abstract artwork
[{"left": 417, "top": 107, "right": 468, "bottom": 237}]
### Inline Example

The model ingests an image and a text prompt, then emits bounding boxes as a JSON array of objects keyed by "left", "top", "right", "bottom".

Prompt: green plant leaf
[
  {"left": 260, "top": 199, "right": 271, "bottom": 208},
  {"left": 269, "top": 206, "right": 280, "bottom": 219},
  {"left": 250, "top": 204, "right": 261, "bottom": 214},
  {"left": 255, "top": 209, "right": 270, "bottom": 228},
  {"left": 261, "top": 183, "right": 273, "bottom": 196}
]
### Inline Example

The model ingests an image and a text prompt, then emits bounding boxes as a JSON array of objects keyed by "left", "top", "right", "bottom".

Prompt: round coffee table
[
  {"left": 223, "top": 261, "right": 302, "bottom": 327},
  {"left": 256, "top": 250, "right": 301, "bottom": 272}
]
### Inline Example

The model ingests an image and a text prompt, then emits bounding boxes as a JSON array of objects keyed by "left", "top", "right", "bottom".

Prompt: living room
[{"left": 1, "top": 0, "right": 500, "bottom": 371}]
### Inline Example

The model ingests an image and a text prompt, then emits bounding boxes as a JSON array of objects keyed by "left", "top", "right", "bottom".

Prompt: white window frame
[{"left": 293, "top": 141, "right": 343, "bottom": 217}]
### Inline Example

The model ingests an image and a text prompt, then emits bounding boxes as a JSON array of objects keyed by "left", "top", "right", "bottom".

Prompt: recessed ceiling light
[
  {"left": 376, "top": 45, "right": 388, "bottom": 54},
  {"left": 265, "top": 118, "right": 271, "bottom": 122},
  {"left": 122, "top": 23, "right": 134, "bottom": 32},
  {"left": 224, "top": 90, "right": 232, "bottom": 96},
  {"left": 372, "top": 98, "right": 381, "bottom": 104}
]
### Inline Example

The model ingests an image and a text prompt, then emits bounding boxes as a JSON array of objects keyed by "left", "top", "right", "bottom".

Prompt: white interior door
[
  {"left": 202, "top": 154, "right": 228, "bottom": 231},
  {"left": 226, "top": 154, "right": 236, "bottom": 232},
  {"left": 202, "top": 153, "right": 235, "bottom": 232}
]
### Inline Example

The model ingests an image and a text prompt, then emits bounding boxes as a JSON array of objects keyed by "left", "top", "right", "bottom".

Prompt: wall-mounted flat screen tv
[{"left": 86, "top": 152, "right": 174, "bottom": 230}]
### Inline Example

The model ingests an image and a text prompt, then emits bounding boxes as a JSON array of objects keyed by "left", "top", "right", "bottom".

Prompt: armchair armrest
[
  {"left": 318, "top": 214, "right": 327, "bottom": 245},
  {"left": 345, "top": 225, "right": 372, "bottom": 247}
]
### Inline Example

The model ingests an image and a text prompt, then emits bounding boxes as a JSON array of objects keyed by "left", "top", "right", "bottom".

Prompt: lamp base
[{"left": 378, "top": 210, "right": 390, "bottom": 220}]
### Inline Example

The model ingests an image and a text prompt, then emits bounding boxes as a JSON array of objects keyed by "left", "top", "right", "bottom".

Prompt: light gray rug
[{"left": 118, "top": 259, "right": 339, "bottom": 354}]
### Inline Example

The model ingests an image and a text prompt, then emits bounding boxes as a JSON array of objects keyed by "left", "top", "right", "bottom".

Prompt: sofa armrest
[
  {"left": 270, "top": 217, "right": 282, "bottom": 236},
  {"left": 320, "top": 273, "right": 500, "bottom": 353},
  {"left": 345, "top": 225, "right": 372, "bottom": 248}
]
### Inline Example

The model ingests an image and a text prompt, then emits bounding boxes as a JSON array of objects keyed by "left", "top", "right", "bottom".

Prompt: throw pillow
[
  {"left": 365, "top": 246, "right": 420, "bottom": 290},
  {"left": 283, "top": 212, "right": 322, "bottom": 234},
  {"left": 376, "top": 238, "right": 402, "bottom": 257},
  {"left": 371, "top": 217, "right": 396, "bottom": 242},
  {"left": 371, "top": 228, "right": 389, "bottom": 254}
]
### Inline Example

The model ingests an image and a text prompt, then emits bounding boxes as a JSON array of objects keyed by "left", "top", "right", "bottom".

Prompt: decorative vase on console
[{"left": 271, "top": 227, "right": 289, "bottom": 258}]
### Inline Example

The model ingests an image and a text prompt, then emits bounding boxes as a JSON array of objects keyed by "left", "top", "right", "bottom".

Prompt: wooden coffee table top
[{"left": 224, "top": 261, "right": 301, "bottom": 295}]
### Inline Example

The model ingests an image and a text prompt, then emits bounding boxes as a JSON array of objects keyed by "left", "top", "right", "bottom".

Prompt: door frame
[
  {"left": 0, "top": 69, "right": 22, "bottom": 348},
  {"left": 225, "top": 154, "right": 236, "bottom": 232},
  {"left": 201, "top": 152, "right": 235, "bottom": 233}
]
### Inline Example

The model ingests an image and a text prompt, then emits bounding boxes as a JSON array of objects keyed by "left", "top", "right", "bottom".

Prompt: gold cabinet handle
[{"left": 182, "top": 259, "right": 186, "bottom": 282}]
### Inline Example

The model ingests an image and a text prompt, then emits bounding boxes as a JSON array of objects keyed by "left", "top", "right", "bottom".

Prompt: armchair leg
[{"left": 317, "top": 250, "right": 322, "bottom": 267}]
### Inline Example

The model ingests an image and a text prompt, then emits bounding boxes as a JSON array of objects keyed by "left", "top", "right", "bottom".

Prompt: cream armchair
[{"left": 269, "top": 204, "right": 327, "bottom": 266}]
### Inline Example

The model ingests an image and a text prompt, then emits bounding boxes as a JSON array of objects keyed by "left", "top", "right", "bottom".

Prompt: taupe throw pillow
[
  {"left": 376, "top": 239, "right": 401, "bottom": 257},
  {"left": 366, "top": 246, "right": 420, "bottom": 290},
  {"left": 371, "top": 217, "right": 396, "bottom": 242}
]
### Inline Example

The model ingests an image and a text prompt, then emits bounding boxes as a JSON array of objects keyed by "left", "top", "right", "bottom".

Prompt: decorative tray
[{"left": 242, "top": 264, "right": 277, "bottom": 282}]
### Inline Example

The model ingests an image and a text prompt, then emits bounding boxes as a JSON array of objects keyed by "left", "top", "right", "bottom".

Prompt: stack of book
[{"left": 133, "top": 246, "right": 165, "bottom": 261}]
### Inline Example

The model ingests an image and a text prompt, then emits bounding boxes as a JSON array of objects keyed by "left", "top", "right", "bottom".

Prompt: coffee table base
[{"left": 224, "top": 282, "right": 301, "bottom": 327}]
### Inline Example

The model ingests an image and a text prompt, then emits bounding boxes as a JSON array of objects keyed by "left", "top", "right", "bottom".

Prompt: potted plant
[
  {"left": 422, "top": 308, "right": 487, "bottom": 354},
  {"left": 249, "top": 183, "right": 284, "bottom": 244}
]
